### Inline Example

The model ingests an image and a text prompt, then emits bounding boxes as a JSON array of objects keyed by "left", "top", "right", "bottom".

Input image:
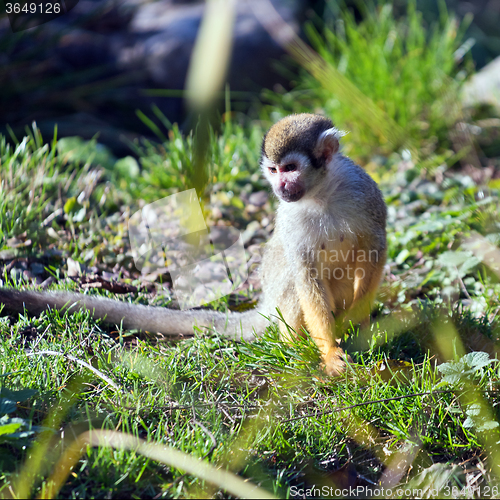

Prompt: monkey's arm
[{"left": 0, "top": 289, "right": 264, "bottom": 342}]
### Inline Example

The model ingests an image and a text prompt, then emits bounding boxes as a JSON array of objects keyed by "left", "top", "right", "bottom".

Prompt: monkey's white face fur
[
  {"left": 261, "top": 127, "right": 342, "bottom": 203},
  {"left": 261, "top": 152, "right": 310, "bottom": 202}
]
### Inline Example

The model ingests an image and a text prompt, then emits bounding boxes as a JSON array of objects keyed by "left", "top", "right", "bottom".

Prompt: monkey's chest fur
[{"left": 259, "top": 203, "right": 364, "bottom": 324}]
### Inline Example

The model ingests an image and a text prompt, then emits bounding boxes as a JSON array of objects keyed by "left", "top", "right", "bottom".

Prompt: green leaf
[
  {"left": 0, "top": 422, "right": 22, "bottom": 436},
  {"left": 437, "top": 360, "right": 466, "bottom": 385},
  {"left": 0, "top": 388, "right": 37, "bottom": 402},
  {"left": 0, "top": 388, "right": 37, "bottom": 416},
  {"left": 0, "top": 398, "right": 16, "bottom": 415},
  {"left": 462, "top": 416, "right": 474, "bottom": 428},
  {"left": 438, "top": 353, "right": 492, "bottom": 386},
  {"left": 57, "top": 137, "right": 115, "bottom": 168},
  {"left": 465, "top": 403, "right": 481, "bottom": 417},
  {"left": 7, "top": 429, "right": 36, "bottom": 439},
  {"left": 114, "top": 156, "right": 140, "bottom": 179},
  {"left": 462, "top": 351, "right": 493, "bottom": 371},
  {"left": 437, "top": 251, "right": 480, "bottom": 276},
  {"left": 64, "top": 197, "right": 77, "bottom": 214},
  {"left": 395, "top": 248, "right": 410, "bottom": 265},
  {"left": 477, "top": 420, "right": 500, "bottom": 432}
]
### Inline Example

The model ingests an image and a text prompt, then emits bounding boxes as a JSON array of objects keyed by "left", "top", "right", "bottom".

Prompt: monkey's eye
[
  {"left": 284, "top": 163, "right": 297, "bottom": 172},
  {"left": 269, "top": 167, "right": 277, "bottom": 174}
]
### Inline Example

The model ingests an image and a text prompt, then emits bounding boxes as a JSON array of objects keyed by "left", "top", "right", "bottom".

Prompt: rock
[
  {"left": 30, "top": 263, "right": 46, "bottom": 275},
  {"left": 248, "top": 190, "right": 269, "bottom": 207},
  {"left": 1, "top": 0, "right": 304, "bottom": 154},
  {"left": 462, "top": 56, "right": 500, "bottom": 112},
  {"left": 242, "top": 220, "right": 262, "bottom": 245}
]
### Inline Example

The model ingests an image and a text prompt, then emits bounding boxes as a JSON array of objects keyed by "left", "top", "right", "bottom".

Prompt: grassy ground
[{"left": 1, "top": 2, "right": 500, "bottom": 498}]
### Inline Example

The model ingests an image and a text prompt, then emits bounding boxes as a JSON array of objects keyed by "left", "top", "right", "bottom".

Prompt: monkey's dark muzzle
[{"left": 279, "top": 188, "right": 305, "bottom": 202}]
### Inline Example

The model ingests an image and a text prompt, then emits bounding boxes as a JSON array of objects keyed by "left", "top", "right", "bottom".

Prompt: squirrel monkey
[{"left": 0, "top": 114, "right": 386, "bottom": 376}]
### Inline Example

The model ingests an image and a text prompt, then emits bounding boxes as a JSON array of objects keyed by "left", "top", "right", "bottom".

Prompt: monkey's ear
[{"left": 314, "top": 128, "right": 346, "bottom": 163}]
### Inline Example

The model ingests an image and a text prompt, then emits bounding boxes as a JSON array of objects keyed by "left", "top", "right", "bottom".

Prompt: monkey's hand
[{"left": 323, "top": 347, "right": 353, "bottom": 377}]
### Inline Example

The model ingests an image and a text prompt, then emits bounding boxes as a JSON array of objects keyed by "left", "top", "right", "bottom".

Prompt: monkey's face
[
  {"left": 261, "top": 152, "right": 309, "bottom": 202},
  {"left": 261, "top": 114, "right": 343, "bottom": 203}
]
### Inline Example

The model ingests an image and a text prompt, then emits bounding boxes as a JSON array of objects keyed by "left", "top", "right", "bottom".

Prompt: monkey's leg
[
  {"left": 277, "top": 302, "right": 305, "bottom": 343},
  {"left": 348, "top": 252, "right": 386, "bottom": 327},
  {"left": 295, "top": 270, "right": 348, "bottom": 376}
]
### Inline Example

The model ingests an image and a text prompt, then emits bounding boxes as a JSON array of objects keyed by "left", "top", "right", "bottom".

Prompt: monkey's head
[{"left": 261, "top": 114, "right": 344, "bottom": 203}]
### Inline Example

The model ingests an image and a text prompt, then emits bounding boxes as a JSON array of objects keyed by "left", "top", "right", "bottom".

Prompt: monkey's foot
[{"left": 322, "top": 347, "right": 353, "bottom": 377}]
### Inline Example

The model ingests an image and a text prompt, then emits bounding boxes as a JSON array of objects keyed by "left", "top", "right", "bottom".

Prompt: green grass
[
  {"left": 1, "top": 0, "right": 500, "bottom": 498},
  {"left": 263, "top": 0, "right": 474, "bottom": 164},
  {"left": 1, "top": 298, "right": 500, "bottom": 497}
]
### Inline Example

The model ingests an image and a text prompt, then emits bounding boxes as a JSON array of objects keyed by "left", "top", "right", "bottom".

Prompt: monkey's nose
[
  {"left": 279, "top": 187, "right": 305, "bottom": 202},
  {"left": 282, "top": 182, "right": 300, "bottom": 194}
]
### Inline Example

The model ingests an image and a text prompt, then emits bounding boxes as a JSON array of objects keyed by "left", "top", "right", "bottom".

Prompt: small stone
[
  {"left": 30, "top": 263, "right": 46, "bottom": 275},
  {"left": 242, "top": 220, "right": 262, "bottom": 246},
  {"left": 0, "top": 249, "right": 17, "bottom": 260},
  {"left": 248, "top": 191, "right": 268, "bottom": 207}
]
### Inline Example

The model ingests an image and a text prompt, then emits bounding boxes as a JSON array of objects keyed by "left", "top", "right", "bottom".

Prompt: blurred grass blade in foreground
[
  {"left": 185, "top": 0, "right": 236, "bottom": 199},
  {"left": 186, "top": 0, "right": 236, "bottom": 112}
]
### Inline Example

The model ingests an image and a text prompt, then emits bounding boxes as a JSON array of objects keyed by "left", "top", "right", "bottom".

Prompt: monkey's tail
[{"left": 0, "top": 289, "right": 267, "bottom": 342}]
